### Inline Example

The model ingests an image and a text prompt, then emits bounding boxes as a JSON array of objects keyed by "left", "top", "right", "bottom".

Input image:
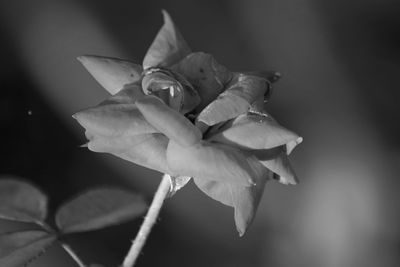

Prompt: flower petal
[
  {"left": 99, "top": 84, "right": 145, "bottom": 106},
  {"left": 142, "top": 72, "right": 177, "bottom": 95},
  {"left": 194, "top": 179, "right": 233, "bottom": 206},
  {"left": 173, "top": 52, "right": 233, "bottom": 111},
  {"left": 135, "top": 95, "right": 201, "bottom": 146},
  {"left": 253, "top": 147, "right": 298, "bottom": 185},
  {"left": 172, "top": 71, "right": 201, "bottom": 113},
  {"left": 197, "top": 74, "right": 268, "bottom": 125},
  {"left": 78, "top": 55, "right": 142, "bottom": 95},
  {"left": 167, "top": 140, "right": 260, "bottom": 186},
  {"left": 194, "top": 162, "right": 271, "bottom": 236},
  {"left": 142, "top": 71, "right": 184, "bottom": 112},
  {"left": 143, "top": 10, "right": 191, "bottom": 69},
  {"left": 286, "top": 136, "right": 303, "bottom": 155},
  {"left": 73, "top": 103, "right": 157, "bottom": 137},
  {"left": 249, "top": 105, "right": 303, "bottom": 153},
  {"left": 241, "top": 70, "right": 281, "bottom": 83},
  {"left": 88, "top": 133, "right": 170, "bottom": 174},
  {"left": 142, "top": 69, "right": 200, "bottom": 114},
  {"left": 209, "top": 112, "right": 301, "bottom": 150}
]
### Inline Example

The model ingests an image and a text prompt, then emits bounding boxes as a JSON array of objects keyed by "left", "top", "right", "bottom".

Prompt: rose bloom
[{"left": 73, "top": 11, "right": 302, "bottom": 236}]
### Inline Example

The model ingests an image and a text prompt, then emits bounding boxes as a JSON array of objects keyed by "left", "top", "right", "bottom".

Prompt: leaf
[
  {"left": 0, "top": 230, "right": 56, "bottom": 267},
  {"left": 135, "top": 95, "right": 201, "bottom": 146},
  {"left": 78, "top": 55, "right": 143, "bottom": 95},
  {"left": 0, "top": 179, "right": 48, "bottom": 224},
  {"left": 194, "top": 160, "right": 272, "bottom": 236},
  {"left": 167, "top": 141, "right": 263, "bottom": 186},
  {"left": 143, "top": 10, "right": 191, "bottom": 69},
  {"left": 197, "top": 74, "right": 269, "bottom": 125},
  {"left": 88, "top": 133, "right": 171, "bottom": 174},
  {"left": 173, "top": 52, "right": 233, "bottom": 112},
  {"left": 73, "top": 103, "right": 158, "bottom": 138},
  {"left": 209, "top": 112, "right": 301, "bottom": 150},
  {"left": 56, "top": 188, "right": 147, "bottom": 234}
]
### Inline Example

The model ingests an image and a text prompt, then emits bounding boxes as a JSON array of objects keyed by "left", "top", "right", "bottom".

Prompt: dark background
[{"left": 1, "top": 0, "right": 400, "bottom": 266}]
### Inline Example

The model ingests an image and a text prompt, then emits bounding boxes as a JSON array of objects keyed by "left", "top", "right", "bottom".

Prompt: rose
[{"left": 73, "top": 10, "right": 302, "bottom": 236}]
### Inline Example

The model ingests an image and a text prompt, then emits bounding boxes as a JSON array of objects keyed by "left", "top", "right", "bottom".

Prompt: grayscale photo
[{"left": 0, "top": 0, "right": 399, "bottom": 266}]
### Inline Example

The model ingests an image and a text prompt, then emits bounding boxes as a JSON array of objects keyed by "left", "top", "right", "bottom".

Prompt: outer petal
[
  {"left": 88, "top": 133, "right": 170, "bottom": 174},
  {"left": 253, "top": 147, "right": 298, "bottom": 185},
  {"left": 209, "top": 112, "right": 301, "bottom": 150},
  {"left": 99, "top": 83, "right": 145, "bottom": 105},
  {"left": 135, "top": 95, "right": 201, "bottom": 146},
  {"left": 197, "top": 74, "right": 268, "bottom": 125},
  {"left": 78, "top": 55, "right": 142, "bottom": 95},
  {"left": 286, "top": 137, "right": 303, "bottom": 155},
  {"left": 143, "top": 10, "right": 191, "bottom": 69},
  {"left": 166, "top": 140, "right": 260, "bottom": 186},
  {"left": 249, "top": 106, "right": 303, "bottom": 154},
  {"left": 193, "top": 179, "right": 233, "bottom": 206},
  {"left": 194, "top": 161, "right": 272, "bottom": 236},
  {"left": 73, "top": 104, "right": 157, "bottom": 137},
  {"left": 173, "top": 52, "right": 233, "bottom": 111},
  {"left": 241, "top": 70, "right": 281, "bottom": 84}
]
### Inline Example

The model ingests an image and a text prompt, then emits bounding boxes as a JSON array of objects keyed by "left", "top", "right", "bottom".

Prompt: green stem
[
  {"left": 122, "top": 174, "right": 171, "bottom": 267},
  {"left": 62, "top": 243, "right": 86, "bottom": 267}
]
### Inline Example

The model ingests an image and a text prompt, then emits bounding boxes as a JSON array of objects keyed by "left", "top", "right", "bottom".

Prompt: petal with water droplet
[{"left": 142, "top": 72, "right": 184, "bottom": 111}]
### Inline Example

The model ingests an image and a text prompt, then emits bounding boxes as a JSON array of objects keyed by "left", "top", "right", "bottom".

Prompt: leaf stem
[
  {"left": 122, "top": 174, "right": 171, "bottom": 267},
  {"left": 62, "top": 243, "right": 86, "bottom": 267}
]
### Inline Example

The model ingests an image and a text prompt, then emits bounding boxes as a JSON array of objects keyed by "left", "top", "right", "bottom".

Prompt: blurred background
[{"left": 1, "top": 0, "right": 399, "bottom": 266}]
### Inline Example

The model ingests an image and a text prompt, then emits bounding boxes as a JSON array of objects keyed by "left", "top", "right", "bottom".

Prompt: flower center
[
  {"left": 141, "top": 67, "right": 184, "bottom": 111},
  {"left": 141, "top": 67, "right": 200, "bottom": 115}
]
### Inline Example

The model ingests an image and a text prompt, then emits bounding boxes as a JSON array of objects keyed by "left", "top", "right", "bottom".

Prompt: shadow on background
[{"left": 0, "top": 0, "right": 399, "bottom": 266}]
